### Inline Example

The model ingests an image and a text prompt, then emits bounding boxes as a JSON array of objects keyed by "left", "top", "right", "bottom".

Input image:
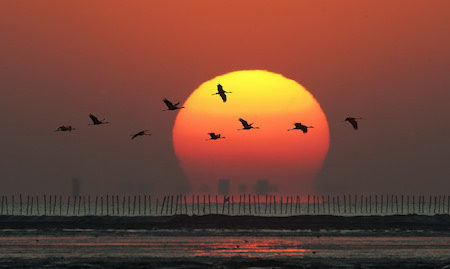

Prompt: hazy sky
[{"left": 0, "top": 1, "right": 449, "bottom": 194}]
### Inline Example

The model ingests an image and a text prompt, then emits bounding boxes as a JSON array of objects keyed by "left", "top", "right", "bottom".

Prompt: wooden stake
[
  {"left": 160, "top": 196, "right": 166, "bottom": 215},
  {"left": 144, "top": 195, "right": 147, "bottom": 215},
  {"left": 30, "top": 196, "right": 34, "bottom": 215},
  {"left": 407, "top": 195, "right": 409, "bottom": 214},
  {"left": 272, "top": 195, "right": 275, "bottom": 214},
  {"left": 374, "top": 195, "right": 377, "bottom": 214},
  {"left": 197, "top": 195, "right": 200, "bottom": 215},
  {"left": 428, "top": 195, "right": 432, "bottom": 214},
  {"left": 26, "top": 195, "right": 30, "bottom": 215},
  {"left": 11, "top": 195, "right": 15, "bottom": 215},
  {"left": 380, "top": 195, "right": 383, "bottom": 214},
  {"left": 438, "top": 195, "right": 441, "bottom": 214},
  {"left": 215, "top": 195, "right": 218, "bottom": 214},
  {"left": 82, "top": 196, "right": 86, "bottom": 216},
  {"left": 202, "top": 195, "right": 205, "bottom": 215},
  {"left": 95, "top": 196, "right": 98, "bottom": 216},
  {"left": 122, "top": 196, "right": 126, "bottom": 216},
  {"left": 395, "top": 195, "right": 398, "bottom": 214},
  {"left": 343, "top": 195, "right": 346, "bottom": 214},
  {"left": 116, "top": 195, "right": 119, "bottom": 215},
  {"left": 66, "top": 196, "right": 70, "bottom": 216},
  {"left": 401, "top": 195, "right": 404, "bottom": 214},
  {"left": 307, "top": 195, "right": 310, "bottom": 214},
  {"left": 139, "top": 195, "right": 141, "bottom": 215},
  {"left": 208, "top": 194, "right": 211, "bottom": 214},
  {"left": 100, "top": 196, "right": 103, "bottom": 216},
  {"left": 73, "top": 196, "right": 76, "bottom": 215},
  {"left": 348, "top": 194, "right": 351, "bottom": 214},
  {"left": 337, "top": 196, "right": 341, "bottom": 214},
  {"left": 433, "top": 196, "right": 437, "bottom": 214},
  {"left": 148, "top": 195, "right": 152, "bottom": 216},
  {"left": 78, "top": 196, "right": 81, "bottom": 215},
  {"left": 53, "top": 195, "right": 57, "bottom": 215}
]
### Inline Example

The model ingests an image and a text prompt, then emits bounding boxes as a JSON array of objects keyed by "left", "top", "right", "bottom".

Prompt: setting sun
[{"left": 173, "top": 70, "right": 329, "bottom": 194}]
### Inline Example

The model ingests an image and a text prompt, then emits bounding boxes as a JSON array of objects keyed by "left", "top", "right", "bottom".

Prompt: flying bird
[
  {"left": 344, "top": 117, "right": 362, "bottom": 130},
  {"left": 206, "top": 132, "right": 225, "bottom": 141},
  {"left": 55, "top": 125, "right": 75, "bottom": 132},
  {"left": 89, "top": 114, "right": 109, "bottom": 125},
  {"left": 163, "top": 98, "right": 184, "bottom": 111},
  {"left": 238, "top": 118, "right": 259, "bottom": 130},
  {"left": 288, "top": 122, "right": 314, "bottom": 134},
  {"left": 131, "top": 130, "right": 152, "bottom": 140},
  {"left": 212, "top": 84, "right": 231, "bottom": 102}
]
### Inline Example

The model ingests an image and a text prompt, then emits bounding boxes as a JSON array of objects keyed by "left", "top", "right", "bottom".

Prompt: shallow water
[{"left": 0, "top": 229, "right": 448, "bottom": 262}]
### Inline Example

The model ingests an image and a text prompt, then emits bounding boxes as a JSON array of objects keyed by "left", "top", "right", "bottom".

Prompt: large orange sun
[{"left": 173, "top": 70, "right": 329, "bottom": 195}]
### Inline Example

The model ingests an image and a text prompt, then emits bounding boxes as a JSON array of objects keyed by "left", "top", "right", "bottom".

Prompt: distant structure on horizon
[
  {"left": 218, "top": 179, "right": 230, "bottom": 195},
  {"left": 72, "top": 178, "right": 80, "bottom": 197}
]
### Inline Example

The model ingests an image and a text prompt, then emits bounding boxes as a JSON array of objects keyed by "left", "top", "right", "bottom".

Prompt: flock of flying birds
[{"left": 55, "top": 84, "right": 362, "bottom": 140}]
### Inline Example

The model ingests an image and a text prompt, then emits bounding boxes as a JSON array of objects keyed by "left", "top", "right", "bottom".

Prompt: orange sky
[{"left": 0, "top": 1, "right": 449, "bottom": 194}]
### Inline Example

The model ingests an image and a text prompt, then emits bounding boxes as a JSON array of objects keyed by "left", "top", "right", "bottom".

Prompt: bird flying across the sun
[
  {"left": 55, "top": 125, "right": 75, "bottom": 132},
  {"left": 206, "top": 132, "right": 225, "bottom": 141},
  {"left": 212, "top": 84, "right": 231, "bottom": 102},
  {"left": 238, "top": 118, "right": 259, "bottom": 130},
  {"left": 89, "top": 114, "right": 109, "bottom": 125},
  {"left": 288, "top": 122, "right": 314, "bottom": 134},
  {"left": 131, "top": 130, "right": 152, "bottom": 140},
  {"left": 344, "top": 117, "right": 362, "bottom": 130},
  {"left": 163, "top": 98, "right": 184, "bottom": 111}
]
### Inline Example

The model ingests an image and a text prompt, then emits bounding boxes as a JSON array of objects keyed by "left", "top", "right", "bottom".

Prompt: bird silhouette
[
  {"left": 131, "top": 130, "right": 152, "bottom": 140},
  {"left": 238, "top": 118, "right": 259, "bottom": 130},
  {"left": 55, "top": 125, "right": 75, "bottom": 132},
  {"left": 89, "top": 114, "right": 109, "bottom": 125},
  {"left": 288, "top": 122, "right": 314, "bottom": 133},
  {"left": 344, "top": 117, "right": 361, "bottom": 130},
  {"left": 163, "top": 98, "right": 184, "bottom": 111},
  {"left": 212, "top": 84, "right": 231, "bottom": 102},
  {"left": 206, "top": 132, "right": 225, "bottom": 141}
]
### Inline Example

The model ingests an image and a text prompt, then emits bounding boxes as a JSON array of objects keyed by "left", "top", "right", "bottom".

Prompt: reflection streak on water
[{"left": 0, "top": 232, "right": 448, "bottom": 260}]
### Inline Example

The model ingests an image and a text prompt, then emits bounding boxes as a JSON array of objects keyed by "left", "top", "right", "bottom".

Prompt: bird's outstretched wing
[
  {"left": 208, "top": 132, "right": 216, "bottom": 139},
  {"left": 131, "top": 133, "right": 140, "bottom": 140},
  {"left": 349, "top": 119, "right": 358, "bottom": 130},
  {"left": 89, "top": 114, "right": 101, "bottom": 124},
  {"left": 131, "top": 130, "right": 151, "bottom": 140},
  {"left": 163, "top": 98, "right": 175, "bottom": 109},
  {"left": 239, "top": 118, "right": 249, "bottom": 128},
  {"left": 294, "top": 122, "right": 302, "bottom": 128},
  {"left": 217, "top": 84, "right": 223, "bottom": 92},
  {"left": 219, "top": 92, "right": 227, "bottom": 102}
]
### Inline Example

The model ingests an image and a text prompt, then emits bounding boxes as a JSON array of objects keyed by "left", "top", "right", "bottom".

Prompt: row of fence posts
[{"left": 0, "top": 194, "right": 449, "bottom": 216}]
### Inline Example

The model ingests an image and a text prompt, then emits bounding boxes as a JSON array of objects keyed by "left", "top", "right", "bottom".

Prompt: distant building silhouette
[
  {"left": 238, "top": 184, "right": 248, "bottom": 193},
  {"left": 254, "top": 179, "right": 269, "bottom": 195},
  {"left": 218, "top": 179, "right": 230, "bottom": 195},
  {"left": 72, "top": 178, "right": 80, "bottom": 197}
]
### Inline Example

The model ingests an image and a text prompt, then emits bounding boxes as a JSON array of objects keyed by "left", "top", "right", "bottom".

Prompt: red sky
[{"left": 0, "top": 1, "right": 449, "bottom": 194}]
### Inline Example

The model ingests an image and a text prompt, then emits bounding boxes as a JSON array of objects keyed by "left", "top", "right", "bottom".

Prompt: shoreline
[{"left": 0, "top": 214, "right": 449, "bottom": 231}]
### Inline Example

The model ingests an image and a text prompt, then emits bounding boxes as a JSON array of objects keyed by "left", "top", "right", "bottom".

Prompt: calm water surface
[{"left": 0, "top": 229, "right": 448, "bottom": 261}]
